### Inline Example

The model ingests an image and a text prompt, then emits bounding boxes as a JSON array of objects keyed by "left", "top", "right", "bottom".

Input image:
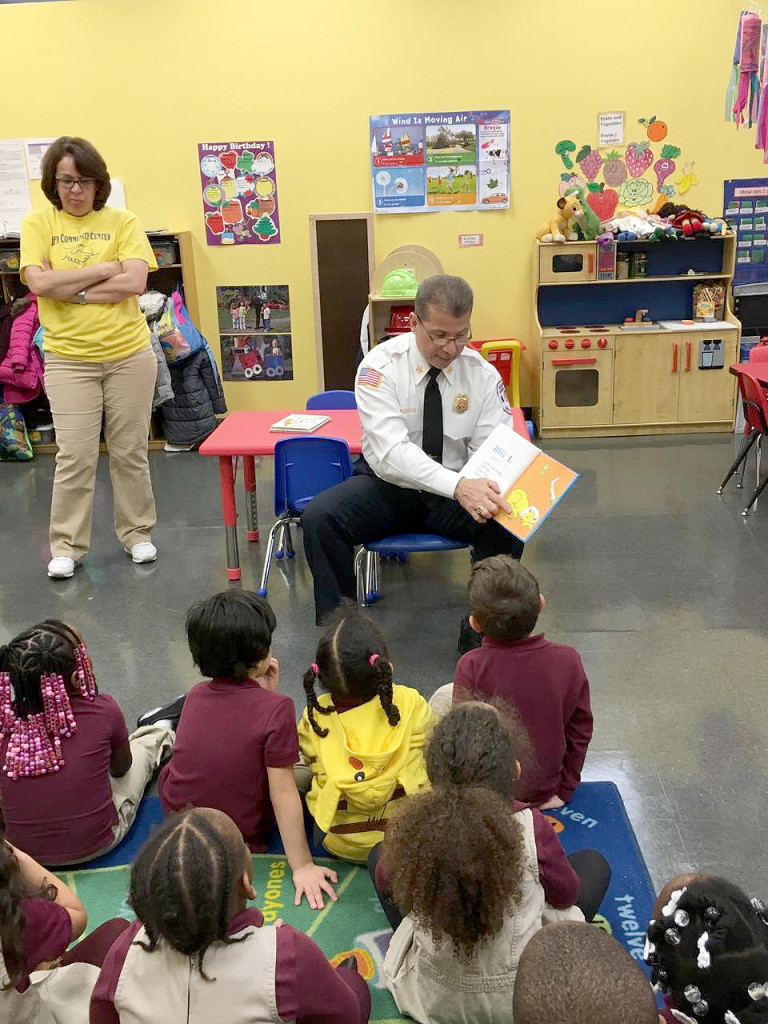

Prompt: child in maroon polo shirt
[
  {"left": 158, "top": 590, "right": 337, "bottom": 910},
  {"left": 452, "top": 555, "right": 593, "bottom": 810}
]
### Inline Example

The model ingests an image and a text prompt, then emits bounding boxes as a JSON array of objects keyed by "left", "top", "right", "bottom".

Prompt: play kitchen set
[{"left": 534, "top": 232, "right": 740, "bottom": 438}]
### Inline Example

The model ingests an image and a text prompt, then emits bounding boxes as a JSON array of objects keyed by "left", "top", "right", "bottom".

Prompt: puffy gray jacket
[
  {"left": 149, "top": 333, "right": 174, "bottom": 409},
  {"left": 160, "top": 347, "right": 227, "bottom": 445}
]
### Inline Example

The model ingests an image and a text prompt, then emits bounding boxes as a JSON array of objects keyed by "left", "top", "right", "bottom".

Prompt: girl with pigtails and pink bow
[
  {"left": 298, "top": 606, "right": 434, "bottom": 864},
  {"left": 0, "top": 620, "right": 172, "bottom": 865}
]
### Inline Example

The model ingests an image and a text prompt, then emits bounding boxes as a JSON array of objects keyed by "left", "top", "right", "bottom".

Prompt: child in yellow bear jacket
[{"left": 298, "top": 607, "right": 434, "bottom": 864}]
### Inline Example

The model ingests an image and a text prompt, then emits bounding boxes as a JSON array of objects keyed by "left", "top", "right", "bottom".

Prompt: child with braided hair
[
  {"left": 90, "top": 807, "right": 371, "bottom": 1024},
  {"left": 645, "top": 874, "right": 768, "bottom": 1024},
  {"left": 0, "top": 795, "right": 129, "bottom": 1021},
  {"left": 298, "top": 606, "right": 433, "bottom": 863},
  {"left": 0, "top": 620, "right": 172, "bottom": 865}
]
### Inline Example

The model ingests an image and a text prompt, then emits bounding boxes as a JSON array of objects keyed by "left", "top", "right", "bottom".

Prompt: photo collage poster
[
  {"left": 217, "top": 286, "right": 292, "bottom": 382},
  {"left": 369, "top": 110, "right": 510, "bottom": 213},
  {"left": 199, "top": 142, "right": 280, "bottom": 246}
]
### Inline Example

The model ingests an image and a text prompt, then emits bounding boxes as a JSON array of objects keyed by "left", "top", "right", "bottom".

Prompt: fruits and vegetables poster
[
  {"left": 724, "top": 178, "right": 768, "bottom": 285},
  {"left": 553, "top": 114, "right": 696, "bottom": 224},
  {"left": 216, "top": 285, "right": 293, "bottom": 382},
  {"left": 198, "top": 141, "right": 280, "bottom": 246},
  {"left": 369, "top": 110, "right": 509, "bottom": 213}
]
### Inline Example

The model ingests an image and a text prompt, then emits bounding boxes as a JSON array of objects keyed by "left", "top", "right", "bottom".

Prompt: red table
[
  {"left": 199, "top": 407, "right": 528, "bottom": 580},
  {"left": 199, "top": 410, "right": 363, "bottom": 580}
]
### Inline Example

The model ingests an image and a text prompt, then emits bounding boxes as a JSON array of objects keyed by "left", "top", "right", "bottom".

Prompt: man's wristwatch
[{"left": 76, "top": 289, "right": 87, "bottom": 304}]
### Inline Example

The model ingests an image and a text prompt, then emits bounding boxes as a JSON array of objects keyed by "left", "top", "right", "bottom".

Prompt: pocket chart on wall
[
  {"left": 724, "top": 178, "right": 768, "bottom": 284},
  {"left": 369, "top": 110, "right": 510, "bottom": 213},
  {"left": 198, "top": 142, "right": 280, "bottom": 246}
]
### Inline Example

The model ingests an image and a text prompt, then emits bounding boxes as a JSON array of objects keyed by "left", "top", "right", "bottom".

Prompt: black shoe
[
  {"left": 457, "top": 613, "right": 483, "bottom": 659},
  {"left": 137, "top": 694, "right": 187, "bottom": 730}
]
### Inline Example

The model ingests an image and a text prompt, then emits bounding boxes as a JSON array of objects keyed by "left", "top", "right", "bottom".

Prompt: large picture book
[{"left": 460, "top": 423, "right": 579, "bottom": 541}]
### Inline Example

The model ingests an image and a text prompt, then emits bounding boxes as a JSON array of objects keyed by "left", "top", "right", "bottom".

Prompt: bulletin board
[
  {"left": 724, "top": 178, "right": 768, "bottom": 285},
  {"left": 369, "top": 110, "right": 510, "bottom": 213}
]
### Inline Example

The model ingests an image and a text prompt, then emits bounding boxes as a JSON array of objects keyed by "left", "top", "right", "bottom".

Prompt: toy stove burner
[
  {"left": 584, "top": 324, "right": 608, "bottom": 331},
  {"left": 558, "top": 326, "right": 579, "bottom": 333}
]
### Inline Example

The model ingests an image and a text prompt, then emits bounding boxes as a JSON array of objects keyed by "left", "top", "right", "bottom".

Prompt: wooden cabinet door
[
  {"left": 677, "top": 332, "right": 738, "bottom": 424},
  {"left": 613, "top": 333, "right": 680, "bottom": 425}
]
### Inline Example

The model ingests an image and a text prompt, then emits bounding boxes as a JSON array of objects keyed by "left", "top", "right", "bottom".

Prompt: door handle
[
  {"left": 587, "top": 252, "right": 595, "bottom": 275},
  {"left": 686, "top": 340, "right": 691, "bottom": 372},
  {"left": 672, "top": 342, "right": 678, "bottom": 373},
  {"left": 552, "top": 357, "right": 597, "bottom": 366}
]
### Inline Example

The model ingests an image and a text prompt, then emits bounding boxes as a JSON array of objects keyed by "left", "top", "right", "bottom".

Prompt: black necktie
[{"left": 422, "top": 366, "right": 443, "bottom": 463}]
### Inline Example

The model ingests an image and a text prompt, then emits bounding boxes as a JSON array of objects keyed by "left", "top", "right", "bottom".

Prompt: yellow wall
[{"left": 2, "top": 0, "right": 766, "bottom": 409}]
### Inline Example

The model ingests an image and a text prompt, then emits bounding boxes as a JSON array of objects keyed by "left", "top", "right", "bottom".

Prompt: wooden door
[
  {"left": 310, "top": 215, "right": 374, "bottom": 391},
  {"left": 677, "top": 332, "right": 738, "bottom": 423},
  {"left": 613, "top": 332, "right": 680, "bottom": 425}
]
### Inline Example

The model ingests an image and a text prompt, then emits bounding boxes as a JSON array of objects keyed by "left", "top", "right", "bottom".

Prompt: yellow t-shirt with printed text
[{"left": 20, "top": 206, "right": 157, "bottom": 362}]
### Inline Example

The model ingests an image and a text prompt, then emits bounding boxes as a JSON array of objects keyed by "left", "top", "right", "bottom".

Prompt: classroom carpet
[{"left": 66, "top": 782, "right": 653, "bottom": 1022}]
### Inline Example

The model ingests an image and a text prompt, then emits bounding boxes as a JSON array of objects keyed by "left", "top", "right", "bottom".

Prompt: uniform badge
[{"left": 453, "top": 393, "right": 469, "bottom": 413}]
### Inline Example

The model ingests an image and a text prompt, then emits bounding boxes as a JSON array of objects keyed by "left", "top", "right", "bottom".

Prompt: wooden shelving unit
[
  {"left": 368, "top": 245, "right": 443, "bottom": 347},
  {"left": 0, "top": 230, "right": 199, "bottom": 452},
  {"left": 533, "top": 235, "right": 741, "bottom": 438}
]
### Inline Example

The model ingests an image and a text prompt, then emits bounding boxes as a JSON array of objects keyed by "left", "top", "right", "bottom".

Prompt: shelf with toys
[
  {"left": 532, "top": 218, "right": 740, "bottom": 439},
  {"left": 0, "top": 230, "right": 200, "bottom": 452},
  {"left": 367, "top": 245, "right": 443, "bottom": 348}
]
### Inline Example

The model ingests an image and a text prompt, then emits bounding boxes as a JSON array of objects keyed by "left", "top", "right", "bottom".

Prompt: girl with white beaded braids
[{"left": 644, "top": 875, "right": 768, "bottom": 1024}]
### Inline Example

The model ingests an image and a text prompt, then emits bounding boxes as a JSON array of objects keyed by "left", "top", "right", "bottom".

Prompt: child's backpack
[{"left": 155, "top": 290, "right": 206, "bottom": 364}]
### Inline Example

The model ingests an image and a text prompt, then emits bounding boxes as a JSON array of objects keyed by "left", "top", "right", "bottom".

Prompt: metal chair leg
[
  {"left": 283, "top": 523, "right": 296, "bottom": 559},
  {"left": 354, "top": 547, "right": 366, "bottom": 606},
  {"left": 275, "top": 522, "right": 286, "bottom": 559},
  {"left": 756, "top": 436, "right": 763, "bottom": 508},
  {"left": 257, "top": 519, "right": 283, "bottom": 596},
  {"left": 365, "top": 551, "right": 376, "bottom": 603},
  {"left": 719, "top": 429, "right": 759, "bottom": 493}
]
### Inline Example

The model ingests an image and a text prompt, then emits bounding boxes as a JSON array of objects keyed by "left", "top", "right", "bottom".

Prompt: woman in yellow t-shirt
[{"left": 21, "top": 137, "right": 159, "bottom": 579}]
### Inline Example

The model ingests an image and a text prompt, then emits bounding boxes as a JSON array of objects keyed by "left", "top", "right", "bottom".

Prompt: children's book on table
[
  {"left": 269, "top": 414, "right": 331, "bottom": 434},
  {"left": 460, "top": 423, "right": 578, "bottom": 541}
]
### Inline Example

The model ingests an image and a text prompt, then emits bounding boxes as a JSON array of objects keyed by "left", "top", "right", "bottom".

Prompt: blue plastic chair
[
  {"left": 258, "top": 436, "right": 353, "bottom": 597},
  {"left": 354, "top": 534, "right": 469, "bottom": 606},
  {"left": 306, "top": 389, "right": 357, "bottom": 410}
]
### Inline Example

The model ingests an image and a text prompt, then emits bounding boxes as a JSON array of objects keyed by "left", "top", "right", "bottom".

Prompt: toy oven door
[
  {"left": 541, "top": 349, "right": 614, "bottom": 427},
  {"left": 539, "top": 243, "right": 597, "bottom": 284}
]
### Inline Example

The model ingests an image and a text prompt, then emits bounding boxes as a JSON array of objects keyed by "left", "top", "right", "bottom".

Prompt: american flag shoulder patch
[{"left": 358, "top": 366, "right": 383, "bottom": 388}]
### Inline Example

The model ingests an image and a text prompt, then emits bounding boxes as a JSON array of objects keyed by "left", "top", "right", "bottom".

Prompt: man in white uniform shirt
[{"left": 302, "top": 274, "right": 523, "bottom": 626}]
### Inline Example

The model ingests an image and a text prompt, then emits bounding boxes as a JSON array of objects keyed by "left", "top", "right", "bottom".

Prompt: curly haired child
[
  {"left": 0, "top": 796, "right": 128, "bottom": 1021},
  {"left": 437, "top": 555, "right": 593, "bottom": 810},
  {"left": 90, "top": 808, "right": 371, "bottom": 1024},
  {"left": 374, "top": 702, "right": 610, "bottom": 1024},
  {"left": 645, "top": 873, "right": 768, "bottom": 1024},
  {"left": 0, "top": 619, "right": 172, "bottom": 865},
  {"left": 159, "top": 591, "right": 336, "bottom": 908},
  {"left": 298, "top": 606, "right": 433, "bottom": 864}
]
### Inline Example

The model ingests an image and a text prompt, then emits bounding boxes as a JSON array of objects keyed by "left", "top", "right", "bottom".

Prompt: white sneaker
[
  {"left": 47, "top": 556, "right": 77, "bottom": 579},
  {"left": 128, "top": 541, "right": 157, "bottom": 564}
]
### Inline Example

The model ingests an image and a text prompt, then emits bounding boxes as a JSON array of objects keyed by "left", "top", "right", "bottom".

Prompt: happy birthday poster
[{"left": 198, "top": 141, "right": 280, "bottom": 246}]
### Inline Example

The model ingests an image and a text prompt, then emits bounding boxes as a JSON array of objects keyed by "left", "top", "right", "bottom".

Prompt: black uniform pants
[{"left": 302, "top": 466, "right": 523, "bottom": 624}]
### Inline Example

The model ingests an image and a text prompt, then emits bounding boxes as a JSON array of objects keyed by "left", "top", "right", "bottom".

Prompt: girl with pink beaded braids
[{"left": 0, "top": 621, "right": 173, "bottom": 865}]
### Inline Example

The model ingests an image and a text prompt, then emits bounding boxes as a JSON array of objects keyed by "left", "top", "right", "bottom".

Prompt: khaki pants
[
  {"left": 45, "top": 346, "right": 157, "bottom": 559},
  {"left": 429, "top": 682, "right": 454, "bottom": 719},
  {"left": 52, "top": 724, "right": 175, "bottom": 866}
]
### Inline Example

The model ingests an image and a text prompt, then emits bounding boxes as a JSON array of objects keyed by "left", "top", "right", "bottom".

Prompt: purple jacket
[{"left": 0, "top": 297, "right": 44, "bottom": 403}]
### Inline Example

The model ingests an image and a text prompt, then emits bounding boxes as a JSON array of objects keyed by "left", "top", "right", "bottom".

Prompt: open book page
[
  {"left": 459, "top": 423, "right": 539, "bottom": 492},
  {"left": 269, "top": 414, "right": 330, "bottom": 433},
  {"left": 494, "top": 453, "right": 579, "bottom": 542}
]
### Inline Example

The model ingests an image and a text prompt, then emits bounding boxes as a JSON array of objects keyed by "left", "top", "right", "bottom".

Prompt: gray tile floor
[{"left": 2, "top": 433, "right": 767, "bottom": 894}]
